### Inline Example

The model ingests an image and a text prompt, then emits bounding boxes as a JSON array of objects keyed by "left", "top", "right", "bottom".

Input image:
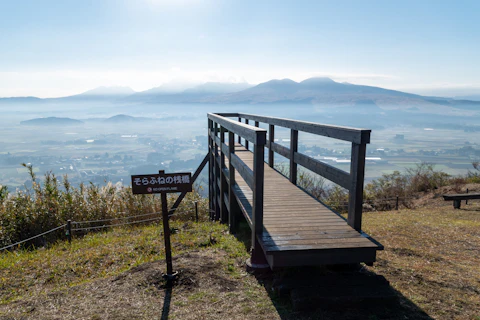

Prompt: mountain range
[{"left": 2, "top": 78, "right": 480, "bottom": 112}]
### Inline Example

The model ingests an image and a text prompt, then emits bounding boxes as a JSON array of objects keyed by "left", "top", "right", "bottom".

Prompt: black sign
[{"left": 131, "top": 172, "right": 192, "bottom": 194}]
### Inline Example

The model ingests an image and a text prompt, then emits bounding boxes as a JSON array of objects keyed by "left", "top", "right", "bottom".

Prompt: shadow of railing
[{"left": 252, "top": 265, "right": 434, "bottom": 320}]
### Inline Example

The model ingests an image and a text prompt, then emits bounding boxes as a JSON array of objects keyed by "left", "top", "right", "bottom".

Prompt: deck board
[{"left": 230, "top": 145, "right": 381, "bottom": 266}]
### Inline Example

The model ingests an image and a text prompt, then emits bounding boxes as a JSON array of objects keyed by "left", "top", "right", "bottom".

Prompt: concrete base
[{"left": 246, "top": 258, "right": 271, "bottom": 273}]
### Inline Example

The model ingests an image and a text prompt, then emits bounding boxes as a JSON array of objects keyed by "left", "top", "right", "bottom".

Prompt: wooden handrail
[
  {"left": 217, "top": 112, "right": 370, "bottom": 144},
  {"left": 208, "top": 114, "right": 267, "bottom": 260},
  {"left": 215, "top": 112, "right": 370, "bottom": 232}
]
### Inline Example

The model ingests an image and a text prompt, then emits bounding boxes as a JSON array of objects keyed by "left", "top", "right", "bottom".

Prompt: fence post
[
  {"left": 466, "top": 188, "right": 469, "bottom": 205},
  {"left": 66, "top": 220, "right": 72, "bottom": 243},
  {"left": 195, "top": 201, "right": 198, "bottom": 222},
  {"left": 396, "top": 196, "right": 399, "bottom": 211}
]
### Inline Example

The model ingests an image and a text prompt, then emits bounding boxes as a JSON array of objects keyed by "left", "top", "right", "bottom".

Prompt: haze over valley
[{"left": 1, "top": 77, "right": 479, "bottom": 192}]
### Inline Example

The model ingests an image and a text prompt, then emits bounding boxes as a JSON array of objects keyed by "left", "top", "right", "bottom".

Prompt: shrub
[{"left": 0, "top": 164, "right": 207, "bottom": 250}]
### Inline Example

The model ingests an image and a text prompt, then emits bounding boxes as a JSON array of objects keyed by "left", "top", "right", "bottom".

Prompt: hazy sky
[{"left": 1, "top": 0, "right": 479, "bottom": 97}]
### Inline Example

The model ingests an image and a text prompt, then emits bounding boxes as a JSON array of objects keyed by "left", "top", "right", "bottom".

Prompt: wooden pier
[{"left": 207, "top": 113, "right": 383, "bottom": 269}]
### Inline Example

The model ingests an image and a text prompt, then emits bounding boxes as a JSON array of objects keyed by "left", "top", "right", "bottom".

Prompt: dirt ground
[{"left": 0, "top": 250, "right": 280, "bottom": 320}]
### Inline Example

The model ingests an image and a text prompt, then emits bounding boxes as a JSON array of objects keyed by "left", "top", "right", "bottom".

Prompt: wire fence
[{"left": 0, "top": 204, "right": 202, "bottom": 252}]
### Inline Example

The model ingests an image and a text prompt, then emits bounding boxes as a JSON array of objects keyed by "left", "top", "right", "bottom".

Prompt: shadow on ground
[{"left": 232, "top": 220, "right": 433, "bottom": 320}]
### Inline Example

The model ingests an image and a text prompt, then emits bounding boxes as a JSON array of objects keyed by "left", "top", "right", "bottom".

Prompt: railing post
[
  {"left": 214, "top": 122, "right": 220, "bottom": 220},
  {"left": 290, "top": 129, "right": 298, "bottom": 184},
  {"left": 245, "top": 119, "right": 249, "bottom": 150},
  {"left": 208, "top": 119, "right": 214, "bottom": 219},
  {"left": 348, "top": 142, "right": 367, "bottom": 231},
  {"left": 238, "top": 117, "right": 242, "bottom": 144},
  {"left": 268, "top": 124, "right": 275, "bottom": 168},
  {"left": 220, "top": 126, "right": 227, "bottom": 223},
  {"left": 228, "top": 131, "right": 239, "bottom": 234},
  {"left": 250, "top": 130, "right": 267, "bottom": 266}
]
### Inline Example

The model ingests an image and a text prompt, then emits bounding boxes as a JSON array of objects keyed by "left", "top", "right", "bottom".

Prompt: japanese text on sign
[{"left": 131, "top": 172, "right": 193, "bottom": 194}]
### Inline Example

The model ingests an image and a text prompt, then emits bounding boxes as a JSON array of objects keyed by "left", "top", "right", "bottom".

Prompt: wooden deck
[{"left": 231, "top": 146, "right": 383, "bottom": 268}]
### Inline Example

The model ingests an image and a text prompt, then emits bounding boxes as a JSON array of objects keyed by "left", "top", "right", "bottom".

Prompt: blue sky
[{"left": 0, "top": 0, "right": 479, "bottom": 97}]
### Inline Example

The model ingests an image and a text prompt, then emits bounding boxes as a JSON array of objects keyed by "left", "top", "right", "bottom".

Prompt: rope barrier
[
  {"left": 73, "top": 211, "right": 162, "bottom": 225},
  {"left": 72, "top": 216, "right": 163, "bottom": 232},
  {"left": 0, "top": 224, "right": 66, "bottom": 252}
]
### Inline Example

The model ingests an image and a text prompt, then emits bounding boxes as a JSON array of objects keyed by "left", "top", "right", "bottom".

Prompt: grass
[
  {"left": 362, "top": 202, "right": 480, "bottom": 320},
  {"left": 1, "top": 201, "right": 479, "bottom": 319}
]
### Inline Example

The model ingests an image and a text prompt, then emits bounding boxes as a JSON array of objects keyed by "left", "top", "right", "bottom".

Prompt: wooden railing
[
  {"left": 209, "top": 112, "right": 371, "bottom": 232},
  {"left": 207, "top": 113, "right": 266, "bottom": 257}
]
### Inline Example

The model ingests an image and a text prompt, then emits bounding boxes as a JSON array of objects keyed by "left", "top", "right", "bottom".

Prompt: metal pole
[
  {"left": 161, "top": 192, "right": 174, "bottom": 276},
  {"left": 396, "top": 196, "right": 399, "bottom": 211},
  {"left": 466, "top": 188, "right": 469, "bottom": 205}
]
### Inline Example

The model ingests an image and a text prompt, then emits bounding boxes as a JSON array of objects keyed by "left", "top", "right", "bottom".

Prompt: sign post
[{"left": 131, "top": 170, "right": 192, "bottom": 285}]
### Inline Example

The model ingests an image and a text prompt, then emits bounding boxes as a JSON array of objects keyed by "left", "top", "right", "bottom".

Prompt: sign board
[{"left": 131, "top": 172, "right": 192, "bottom": 194}]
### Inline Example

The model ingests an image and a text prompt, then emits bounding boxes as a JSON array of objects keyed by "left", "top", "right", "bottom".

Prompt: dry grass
[
  {"left": 363, "top": 200, "right": 480, "bottom": 320},
  {"left": 1, "top": 197, "right": 479, "bottom": 319}
]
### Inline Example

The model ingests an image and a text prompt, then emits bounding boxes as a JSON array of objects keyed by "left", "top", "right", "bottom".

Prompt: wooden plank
[
  {"left": 236, "top": 113, "right": 371, "bottom": 144},
  {"left": 294, "top": 152, "right": 350, "bottom": 190},
  {"left": 265, "top": 241, "right": 378, "bottom": 253}
]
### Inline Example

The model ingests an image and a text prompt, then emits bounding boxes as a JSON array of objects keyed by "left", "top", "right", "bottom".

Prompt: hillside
[
  {"left": 1, "top": 195, "right": 479, "bottom": 319},
  {"left": 20, "top": 117, "right": 84, "bottom": 126}
]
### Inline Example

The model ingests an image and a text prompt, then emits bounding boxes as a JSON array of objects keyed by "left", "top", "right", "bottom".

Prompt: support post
[
  {"left": 248, "top": 130, "right": 268, "bottom": 268},
  {"left": 208, "top": 119, "right": 214, "bottom": 220},
  {"left": 290, "top": 129, "right": 298, "bottom": 185},
  {"left": 214, "top": 122, "right": 220, "bottom": 221},
  {"left": 348, "top": 143, "right": 367, "bottom": 231},
  {"left": 466, "top": 188, "right": 469, "bottom": 205},
  {"left": 395, "top": 196, "right": 399, "bottom": 210},
  {"left": 161, "top": 192, "right": 174, "bottom": 278},
  {"left": 238, "top": 117, "right": 242, "bottom": 144},
  {"left": 220, "top": 126, "right": 227, "bottom": 223},
  {"left": 245, "top": 119, "right": 249, "bottom": 150},
  {"left": 268, "top": 124, "right": 274, "bottom": 168},
  {"left": 228, "top": 131, "right": 239, "bottom": 234}
]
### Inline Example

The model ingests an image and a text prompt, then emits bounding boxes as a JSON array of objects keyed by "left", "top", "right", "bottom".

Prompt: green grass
[{"left": 0, "top": 220, "right": 247, "bottom": 305}]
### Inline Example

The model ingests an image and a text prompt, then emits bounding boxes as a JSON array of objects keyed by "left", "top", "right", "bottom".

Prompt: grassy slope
[{"left": 0, "top": 202, "right": 479, "bottom": 319}]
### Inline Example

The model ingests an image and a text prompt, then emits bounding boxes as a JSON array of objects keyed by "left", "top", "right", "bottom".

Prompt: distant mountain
[
  {"left": 198, "top": 77, "right": 425, "bottom": 105},
  {"left": 20, "top": 117, "right": 84, "bottom": 126},
  {"left": 46, "top": 86, "right": 135, "bottom": 103},
  {"left": 121, "top": 82, "right": 252, "bottom": 104},
  {"left": 2, "top": 79, "right": 480, "bottom": 113},
  {"left": 0, "top": 96, "right": 44, "bottom": 104},
  {"left": 454, "top": 95, "right": 480, "bottom": 101},
  {"left": 103, "top": 114, "right": 153, "bottom": 123}
]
